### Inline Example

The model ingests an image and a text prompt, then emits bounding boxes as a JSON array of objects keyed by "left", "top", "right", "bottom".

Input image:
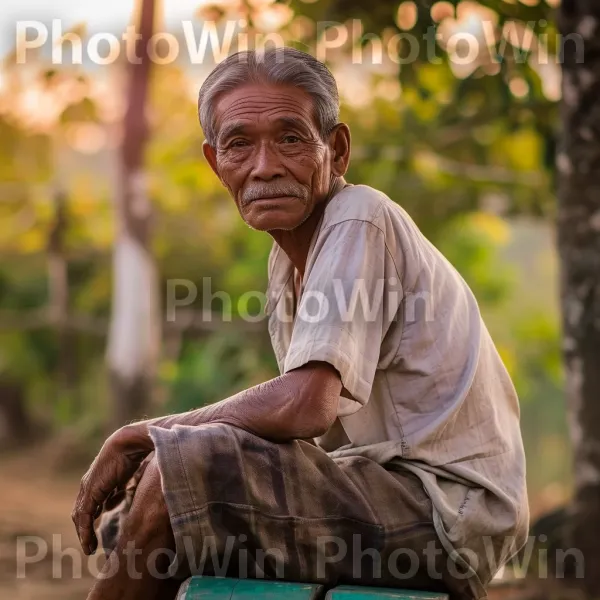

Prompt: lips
[
  {"left": 243, "top": 194, "right": 301, "bottom": 207},
  {"left": 252, "top": 195, "right": 296, "bottom": 200}
]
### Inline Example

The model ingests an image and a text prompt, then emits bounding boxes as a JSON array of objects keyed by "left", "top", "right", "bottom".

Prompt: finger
[
  {"left": 72, "top": 478, "right": 90, "bottom": 551},
  {"left": 72, "top": 503, "right": 94, "bottom": 554},
  {"left": 72, "top": 508, "right": 97, "bottom": 555},
  {"left": 82, "top": 515, "right": 98, "bottom": 555},
  {"left": 72, "top": 473, "right": 113, "bottom": 554},
  {"left": 79, "top": 488, "right": 110, "bottom": 554}
]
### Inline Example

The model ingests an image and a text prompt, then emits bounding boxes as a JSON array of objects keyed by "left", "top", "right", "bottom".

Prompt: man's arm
[
  {"left": 72, "top": 361, "right": 341, "bottom": 555},
  {"left": 126, "top": 360, "right": 342, "bottom": 449}
]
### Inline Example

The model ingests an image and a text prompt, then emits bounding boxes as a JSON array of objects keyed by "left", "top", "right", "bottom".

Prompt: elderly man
[{"left": 73, "top": 47, "right": 528, "bottom": 600}]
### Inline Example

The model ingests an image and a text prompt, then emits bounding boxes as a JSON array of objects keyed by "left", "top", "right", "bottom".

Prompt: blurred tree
[
  {"left": 557, "top": 0, "right": 600, "bottom": 594},
  {"left": 0, "top": 380, "right": 32, "bottom": 450},
  {"left": 46, "top": 186, "right": 78, "bottom": 410},
  {"left": 0, "top": 0, "right": 571, "bottom": 518},
  {"left": 283, "top": 0, "right": 558, "bottom": 218},
  {"left": 106, "top": 0, "right": 161, "bottom": 426}
]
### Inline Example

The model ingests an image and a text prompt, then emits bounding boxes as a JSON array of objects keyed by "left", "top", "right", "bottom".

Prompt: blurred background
[{"left": 1, "top": 0, "right": 596, "bottom": 598}]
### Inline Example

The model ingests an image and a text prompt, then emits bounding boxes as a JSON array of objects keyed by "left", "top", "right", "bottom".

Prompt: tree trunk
[
  {"left": 106, "top": 0, "right": 160, "bottom": 427},
  {"left": 0, "top": 380, "right": 32, "bottom": 450},
  {"left": 47, "top": 186, "right": 79, "bottom": 415},
  {"left": 557, "top": 1, "right": 600, "bottom": 594}
]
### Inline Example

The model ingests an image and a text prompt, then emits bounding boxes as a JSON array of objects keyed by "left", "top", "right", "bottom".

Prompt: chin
[
  {"left": 241, "top": 200, "right": 310, "bottom": 231},
  {"left": 246, "top": 216, "right": 306, "bottom": 232}
]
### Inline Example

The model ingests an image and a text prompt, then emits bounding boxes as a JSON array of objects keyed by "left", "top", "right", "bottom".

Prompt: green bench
[{"left": 177, "top": 577, "right": 449, "bottom": 599}]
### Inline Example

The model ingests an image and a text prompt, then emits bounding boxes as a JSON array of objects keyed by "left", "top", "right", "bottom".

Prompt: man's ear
[
  {"left": 202, "top": 140, "right": 220, "bottom": 179},
  {"left": 328, "top": 123, "right": 351, "bottom": 177}
]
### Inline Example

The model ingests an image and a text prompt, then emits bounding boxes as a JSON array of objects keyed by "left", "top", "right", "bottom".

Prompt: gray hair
[{"left": 198, "top": 47, "right": 340, "bottom": 146}]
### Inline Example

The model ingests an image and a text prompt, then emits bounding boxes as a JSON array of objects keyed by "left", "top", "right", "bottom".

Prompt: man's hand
[
  {"left": 72, "top": 362, "right": 341, "bottom": 554},
  {"left": 72, "top": 424, "right": 153, "bottom": 555}
]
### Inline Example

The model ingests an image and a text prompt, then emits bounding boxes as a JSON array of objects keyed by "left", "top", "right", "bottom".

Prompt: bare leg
[{"left": 86, "top": 457, "right": 182, "bottom": 600}]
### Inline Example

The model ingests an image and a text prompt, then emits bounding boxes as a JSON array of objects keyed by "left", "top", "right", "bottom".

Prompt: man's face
[{"left": 203, "top": 83, "right": 334, "bottom": 231}]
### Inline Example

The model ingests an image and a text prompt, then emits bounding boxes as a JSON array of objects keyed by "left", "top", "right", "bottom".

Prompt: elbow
[
  {"left": 306, "top": 419, "right": 333, "bottom": 439},
  {"left": 275, "top": 363, "right": 342, "bottom": 440},
  {"left": 307, "top": 401, "right": 338, "bottom": 437},
  {"left": 290, "top": 392, "right": 338, "bottom": 439}
]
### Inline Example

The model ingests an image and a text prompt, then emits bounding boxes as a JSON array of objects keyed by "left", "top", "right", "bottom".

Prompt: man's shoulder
[
  {"left": 320, "top": 183, "right": 430, "bottom": 266},
  {"left": 322, "top": 184, "right": 395, "bottom": 230}
]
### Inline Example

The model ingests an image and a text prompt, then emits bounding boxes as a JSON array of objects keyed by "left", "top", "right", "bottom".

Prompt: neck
[{"left": 269, "top": 177, "right": 346, "bottom": 276}]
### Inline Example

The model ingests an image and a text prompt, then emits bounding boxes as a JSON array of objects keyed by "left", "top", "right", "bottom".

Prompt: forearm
[
  {"left": 127, "top": 363, "right": 341, "bottom": 448},
  {"left": 152, "top": 376, "right": 318, "bottom": 437}
]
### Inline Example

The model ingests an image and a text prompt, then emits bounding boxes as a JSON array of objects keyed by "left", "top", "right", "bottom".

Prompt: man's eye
[
  {"left": 230, "top": 140, "right": 249, "bottom": 148},
  {"left": 281, "top": 135, "right": 300, "bottom": 144}
]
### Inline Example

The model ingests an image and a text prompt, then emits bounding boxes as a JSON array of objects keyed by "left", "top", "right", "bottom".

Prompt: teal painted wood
[
  {"left": 325, "top": 586, "right": 448, "bottom": 600},
  {"left": 181, "top": 577, "right": 237, "bottom": 598},
  {"left": 178, "top": 577, "right": 448, "bottom": 600},
  {"left": 180, "top": 577, "right": 324, "bottom": 599}
]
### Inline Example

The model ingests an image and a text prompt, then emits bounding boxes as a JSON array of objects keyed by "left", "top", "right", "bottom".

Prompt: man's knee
[{"left": 120, "top": 457, "right": 172, "bottom": 544}]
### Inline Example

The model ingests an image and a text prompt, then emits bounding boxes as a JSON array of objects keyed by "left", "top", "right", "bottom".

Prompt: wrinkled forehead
[{"left": 213, "top": 83, "right": 319, "bottom": 140}]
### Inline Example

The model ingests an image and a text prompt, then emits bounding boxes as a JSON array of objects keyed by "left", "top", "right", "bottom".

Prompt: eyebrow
[
  {"left": 217, "top": 116, "right": 313, "bottom": 145},
  {"left": 217, "top": 121, "right": 247, "bottom": 145},
  {"left": 274, "top": 116, "right": 311, "bottom": 135}
]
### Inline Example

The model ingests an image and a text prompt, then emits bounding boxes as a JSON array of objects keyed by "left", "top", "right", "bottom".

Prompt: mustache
[{"left": 241, "top": 183, "right": 309, "bottom": 204}]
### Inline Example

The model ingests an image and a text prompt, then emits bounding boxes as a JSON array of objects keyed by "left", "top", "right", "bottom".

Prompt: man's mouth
[
  {"left": 253, "top": 194, "right": 296, "bottom": 200},
  {"left": 244, "top": 194, "right": 299, "bottom": 206},
  {"left": 242, "top": 186, "right": 306, "bottom": 205}
]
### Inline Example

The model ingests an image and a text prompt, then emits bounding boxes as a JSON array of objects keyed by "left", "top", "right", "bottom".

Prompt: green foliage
[
  {"left": 164, "top": 332, "right": 278, "bottom": 414},
  {"left": 0, "top": 0, "right": 568, "bottom": 507},
  {"left": 436, "top": 212, "right": 514, "bottom": 305}
]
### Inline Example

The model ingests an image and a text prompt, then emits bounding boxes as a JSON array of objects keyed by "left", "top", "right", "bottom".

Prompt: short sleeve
[{"left": 283, "top": 219, "right": 403, "bottom": 415}]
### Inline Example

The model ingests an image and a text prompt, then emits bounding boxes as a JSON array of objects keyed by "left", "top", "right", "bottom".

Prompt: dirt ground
[{"left": 0, "top": 443, "right": 95, "bottom": 600}]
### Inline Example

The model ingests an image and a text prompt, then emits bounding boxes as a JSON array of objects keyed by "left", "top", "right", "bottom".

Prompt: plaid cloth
[{"left": 99, "top": 423, "right": 489, "bottom": 599}]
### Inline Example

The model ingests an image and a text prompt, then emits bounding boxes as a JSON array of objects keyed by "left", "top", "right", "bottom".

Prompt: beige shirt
[{"left": 266, "top": 184, "right": 529, "bottom": 580}]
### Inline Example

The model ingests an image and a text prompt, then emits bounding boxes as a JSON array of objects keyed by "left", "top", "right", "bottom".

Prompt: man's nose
[{"left": 250, "top": 142, "right": 286, "bottom": 180}]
